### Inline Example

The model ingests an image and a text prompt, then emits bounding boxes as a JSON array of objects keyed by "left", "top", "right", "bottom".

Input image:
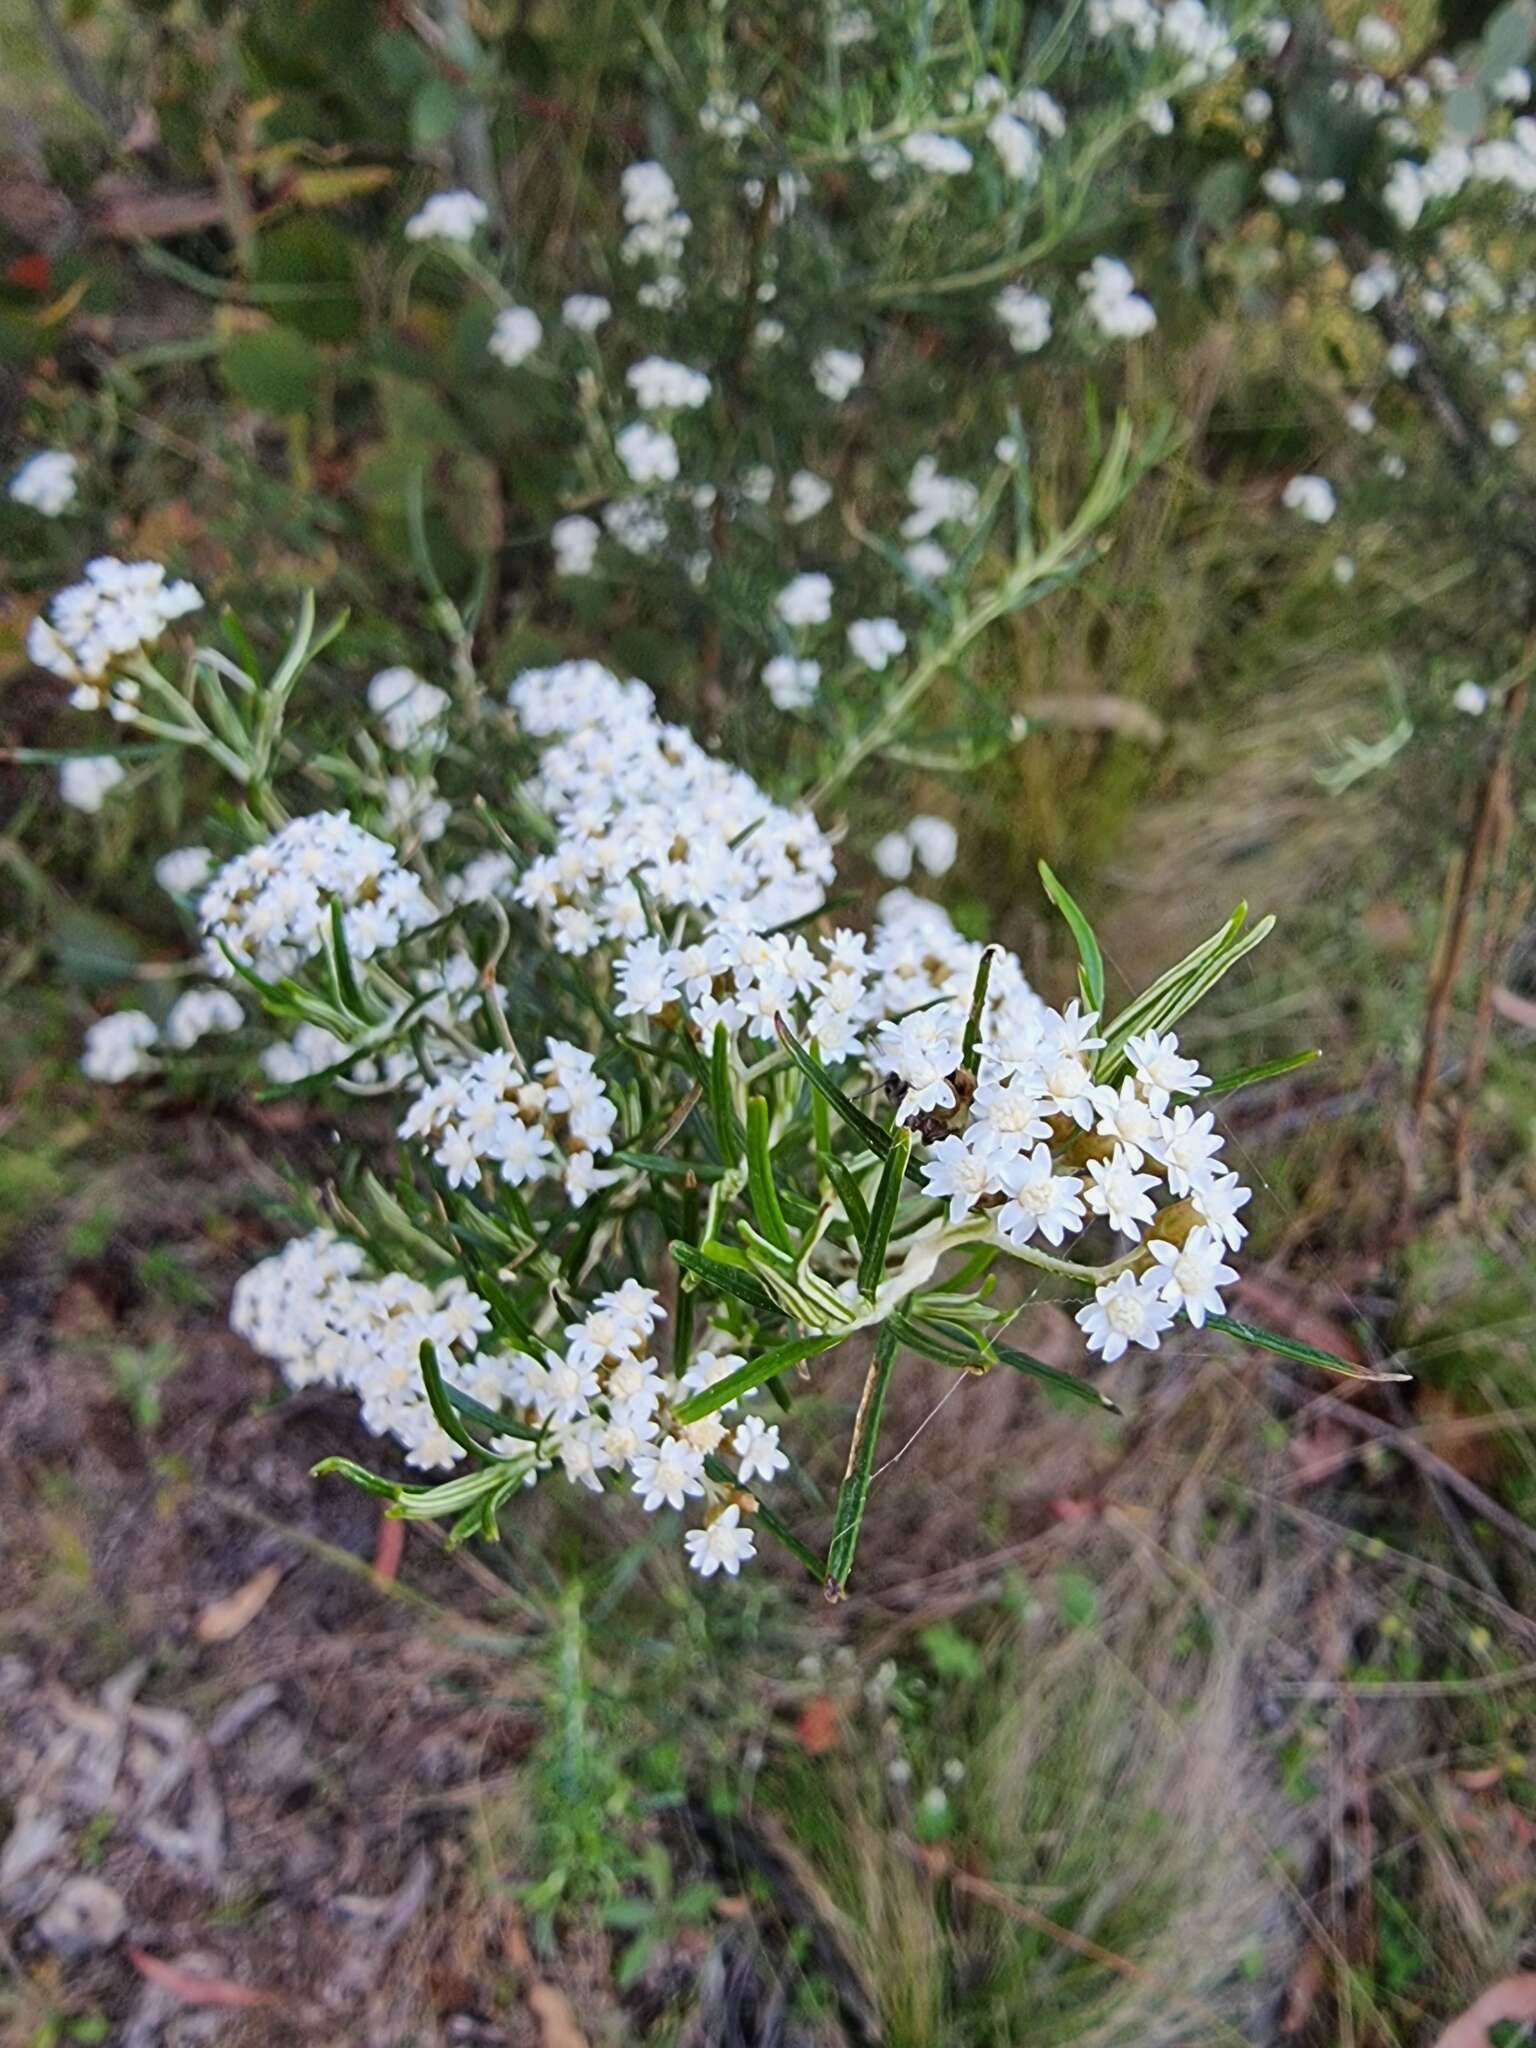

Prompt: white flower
[
  {"left": 488, "top": 306, "right": 542, "bottom": 367},
  {"left": 921, "top": 1131, "right": 1003, "bottom": 1223},
  {"left": 155, "top": 845, "right": 214, "bottom": 896},
  {"left": 903, "top": 457, "right": 980, "bottom": 539},
  {"left": 1078, "top": 256, "right": 1156, "bottom": 338},
  {"left": 901, "top": 132, "right": 974, "bottom": 175},
  {"left": 996, "top": 285, "right": 1051, "bottom": 353},
  {"left": 786, "top": 470, "right": 833, "bottom": 524},
  {"left": 621, "top": 160, "right": 680, "bottom": 224},
  {"left": 1145, "top": 1225, "right": 1237, "bottom": 1327},
  {"left": 631, "top": 1436, "right": 706, "bottom": 1511},
  {"left": 733, "top": 1414, "right": 789, "bottom": 1484},
  {"left": 615, "top": 421, "right": 680, "bottom": 484},
  {"left": 776, "top": 571, "right": 834, "bottom": 628},
  {"left": 1083, "top": 1147, "right": 1159, "bottom": 1237},
  {"left": 551, "top": 514, "right": 601, "bottom": 576},
  {"left": 811, "top": 347, "right": 864, "bottom": 402},
  {"left": 1333, "top": 555, "right": 1357, "bottom": 586},
  {"left": 1491, "top": 417, "right": 1522, "bottom": 449},
  {"left": 872, "top": 831, "right": 914, "bottom": 881},
  {"left": 162, "top": 986, "right": 244, "bottom": 1050},
  {"left": 1092, "top": 1075, "right": 1163, "bottom": 1162},
  {"left": 367, "top": 666, "right": 449, "bottom": 750},
  {"left": 81, "top": 1010, "right": 157, "bottom": 1083},
  {"left": 1242, "top": 88, "right": 1273, "bottom": 122},
  {"left": 1076, "top": 1269, "right": 1176, "bottom": 1361},
  {"left": 1125, "top": 1028, "right": 1208, "bottom": 1099},
  {"left": 626, "top": 356, "right": 710, "bottom": 410},
  {"left": 987, "top": 113, "right": 1041, "bottom": 183},
  {"left": 1382, "top": 160, "right": 1426, "bottom": 229},
  {"left": 1193, "top": 1169, "right": 1252, "bottom": 1249},
  {"left": 762, "top": 655, "right": 821, "bottom": 710},
  {"left": 1355, "top": 13, "right": 1399, "bottom": 58},
  {"left": 1282, "top": 474, "right": 1336, "bottom": 523},
  {"left": 9, "top": 451, "right": 77, "bottom": 516},
  {"left": 1155, "top": 1103, "right": 1224, "bottom": 1195},
  {"left": 1453, "top": 680, "right": 1488, "bottom": 715},
  {"left": 684, "top": 1502, "right": 757, "bottom": 1577},
  {"left": 59, "top": 755, "right": 125, "bottom": 812},
  {"left": 404, "top": 190, "right": 487, "bottom": 243},
  {"left": 561, "top": 293, "right": 611, "bottom": 332},
  {"left": 996, "top": 1144, "right": 1085, "bottom": 1247},
  {"left": 847, "top": 617, "right": 906, "bottom": 670},
  {"left": 907, "top": 816, "right": 957, "bottom": 876}
]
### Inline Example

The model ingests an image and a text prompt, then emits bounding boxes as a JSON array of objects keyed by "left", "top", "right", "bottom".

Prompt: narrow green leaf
[
  {"left": 311, "top": 1456, "right": 402, "bottom": 1501},
  {"left": 746, "top": 1095, "right": 794, "bottom": 1252},
  {"left": 777, "top": 1018, "right": 925, "bottom": 1186},
  {"left": 328, "top": 899, "right": 367, "bottom": 1016},
  {"left": 891, "top": 1314, "right": 1120, "bottom": 1412},
  {"left": 826, "top": 1157, "right": 872, "bottom": 1241},
  {"left": 671, "top": 1240, "right": 784, "bottom": 1317},
  {"left": 1198, "top": 1049, "right": 1321, "bottom": 1100},
  {"left": 962, "top": 945, "right": 996, "bottom": 1072},
  {"left": 419, "top": 1340, "right": 494, "bottom": 1461},
  {"left": 825, "top": 1323, "right": 900, "bottom": 1599},
  {"left": 674, "top": 1332, "right": 845, "bottom": 1423},
  {"left": 708, "top": 1023, "right": 744, "bottom": 1167},
  {"left": 1038, "top": 862, "right": 1104, "bottom": 1015},
  {"left": 1205, "top": 1313, "right": 1410, "bottom": 1382},
  {"left": 858, "top": 1129, "right": 913, "bottom": 1299}
]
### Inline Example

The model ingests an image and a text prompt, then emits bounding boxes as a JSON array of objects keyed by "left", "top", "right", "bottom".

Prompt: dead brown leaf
[
  {"left": 527, "top": 1982, "right": 589, "bottom": 2048},
  {"left": 1280, "top": 1942, "right": 1326, "bottom": 2035},
  {"left": 793, "top": 1697, "right": 841, "bottom": 1755},
  {"left": 1432, "top": 1974, "right": 1536, "bottom": 2046},
  {"left": 127, "top": 1950, "right": 280, "bottom": 2009},
  {"left": 194, "top": 1564, "right": 282, "bottom": 1644}
]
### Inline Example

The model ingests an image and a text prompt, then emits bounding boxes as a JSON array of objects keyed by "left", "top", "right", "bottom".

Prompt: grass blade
[{"left": 1198, "top": 1049, "right": 1321, "bottom": 1100}]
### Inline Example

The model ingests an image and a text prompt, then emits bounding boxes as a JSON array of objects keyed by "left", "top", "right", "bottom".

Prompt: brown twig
[{"left": 1397, "top": 664, "right": 1532, "bottom": 1233}]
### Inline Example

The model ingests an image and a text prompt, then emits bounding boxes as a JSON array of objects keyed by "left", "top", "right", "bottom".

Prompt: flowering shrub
[{"left": 33, "top": 568, "right": 1392, "bottom": 1597}]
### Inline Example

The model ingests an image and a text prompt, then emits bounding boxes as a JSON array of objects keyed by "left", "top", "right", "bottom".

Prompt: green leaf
[
  {"left": 708, "top": 1022, "right": 744, "bottom": 1167},
  {"left": 411, "top": 76, "right": 463, "bottom": 148},
  {"left": 891, "top": 1313, "right": 1119, "bottom": 1412},
  {"left": 961, "top": 945, "right": 996, "bottom": 1073},
  {"left": 858, "top": 1128, "right": 912, "bottom": 1299},
  {"left": 745, "top": 1096, "right": 793, "bottom": 1253},
  {"left": 611, "top": 1150, "right": 728, "bottom": 1183},
  {"left": 1199, "top": 1048, "right": 1321, "bottom": 1101},
  {"left": 826, "top": 1157, "right": 871, "bottom": 1241},
  {"left": 1057, "top": 1567, "right": 1098, "bottom": 1629},
  {"left": 673, "top": 1331, "right": 845, "bottom": 1423},
  {"left": 1097, "top": 905, "right": 1274, "bottom": 1077},
  {"left": 824, "top": 1324, "right": 900, "bottom": 1599},
  {"left": 253, "top": 217, "right": 359, "bottom": 340},
  {"left": 777, "top": 1017, "right": 924, "bottom": 1185},
  {"left": 1205, "top": 1313, "right": 1410, "bottom": 1382},
  {"left": 1037, "top": 862, "right": 1104, "bottom": 1015},
  {"left": 220, "top": 326, "right": 322, "bottom": 414},
  {"left": 671, "top": 1240, "right": 784, "bottom": 1317}
]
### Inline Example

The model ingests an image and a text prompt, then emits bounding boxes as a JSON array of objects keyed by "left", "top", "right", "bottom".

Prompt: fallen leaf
[
  {"left": 372, "top": 1514, "right": 405, "bottom": 1582},
  {"left": 794, "top": 1697, "right": 841, "bottom": 1755},
  {"left": 1432, "top": 1974, "right": 1536, "bottom": 2047},
  {"left": 528, "top": 1981, "right": 589, "bottom": 2048},
  {"left": 128, "top": 1950, "right": 279, "bottom": 2009},
  {"left": 194, "top": 1564, "right": 282, "bottom": 1644}
]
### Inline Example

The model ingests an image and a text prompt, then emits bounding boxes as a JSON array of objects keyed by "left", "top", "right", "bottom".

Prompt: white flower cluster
[
  {"left": 619, "top": 161, "right": 691, "bottom": 308},
  {"left": 9, "top": 450, "right": 77, "bottom": 517},
  {"left": 404, "top": 190, "right": 487, "bottom": 244},
  {"left": 80, "top": 987, "right": 243, "bottom": 1083},
  {"left": 1079, "top": 257, "right": 1158, "bottom": 340},
  {"left": 28, "top": 557, "right": 203, "bottom": 715},
  {"left": 198, "top": 812, "right": 436, "bottom": 980},
  {"left": 506, "top": 660, "right": 836, "bottom": 954},
  {"left": 233, "top": 1232, "right": 783, "bottom": 1575},
  {"left": 1087, "top": 0, "right": 1237, "bottom": 82},
  {"left": 399, "top": 1038, "right": 620, "bottom": 1207},
  {"left": 367, "top": 666, "right": 450, "bottom": 749}
]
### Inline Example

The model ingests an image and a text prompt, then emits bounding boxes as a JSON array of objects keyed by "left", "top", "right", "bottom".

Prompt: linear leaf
[
  {"left": 703, "top": 1455, "right": 821, "bottom": 1577},
  {"left": 1038, "top": 862, "right": 1104, "bottom": 1016},
  {"left": 674, "top": 1332, "right": 845, "bottom": 1423},
  {"left": 1198, "top": 1049, "right": 1321, "bottom": 1100},
  {"left": 859, "top": 1129, "right": 912, "bottom": 1299},
  {"left": 1205, "top": 1312, "right": 1410, "bottom": 1382},
  {"left": 671, "top": 1240, "right": 784, "bottom": 1317}
]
